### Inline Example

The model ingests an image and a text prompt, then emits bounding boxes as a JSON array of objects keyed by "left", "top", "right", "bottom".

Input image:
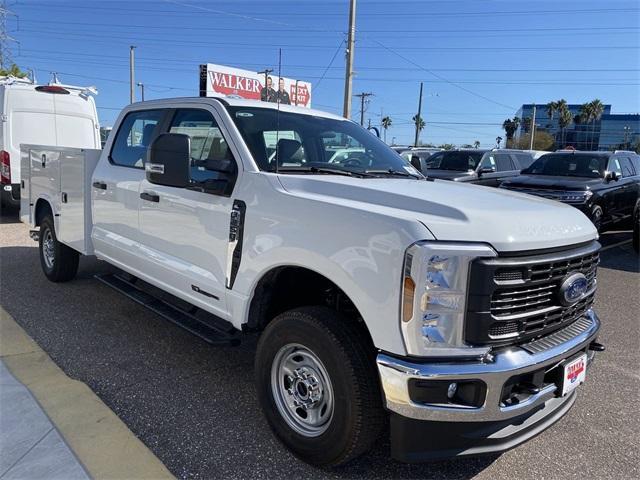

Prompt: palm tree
[
  {"left": 579, "top": 103, "right": 594, "bottom": 150},
  {"left": 473, "top": 140, "right": 480, "bottom": 149},
  {"left": 381, "top": 116, "right": 392, "bottom": 144},
  {"left": 589, "top": 99, "right": 605, "bottom": 150},
  {"left": 0, "top": 64, "right": 28, "bottom": 78},
  {"left": 557, "top": 101, "right": 572, "bottom": 148},
  {"left": 412, "top": 114, "right": 425, "bottom": 132},
  {"left": 502, "top": 117, "right": 520, "bottom": 147},
  {"left": 546, "top": 101, "right": 558, "bottom": 121}
]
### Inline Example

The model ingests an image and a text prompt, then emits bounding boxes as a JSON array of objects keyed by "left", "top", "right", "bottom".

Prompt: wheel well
[
  {"left": 247, "top": 266, "right": 371, "bottom": 339},
  {"left": 34, "top": 199, "right": 53, "bottom": 226}
]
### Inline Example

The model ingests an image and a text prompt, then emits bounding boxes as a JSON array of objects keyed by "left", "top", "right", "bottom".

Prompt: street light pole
[
  {"left": 129, "top": 45, "right": 136, "bottom": 104},
  {"left": 137, "top": 82, "right": 145, "bottom": 101},
  {"left": 529, "top": 104, "right": 537, "bottom": 150}
]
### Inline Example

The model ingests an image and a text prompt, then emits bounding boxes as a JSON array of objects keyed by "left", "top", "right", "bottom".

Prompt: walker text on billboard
[{"left": 199, "top": 64, "right": 312, "bottom": 108}]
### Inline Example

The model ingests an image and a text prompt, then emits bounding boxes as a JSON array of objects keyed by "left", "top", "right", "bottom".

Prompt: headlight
[
  {"left": 401, "top": 242, "right": 496, "bottom": 358},
  {"left": 560, "top": 190, "right": 592, "bottom": 203}
]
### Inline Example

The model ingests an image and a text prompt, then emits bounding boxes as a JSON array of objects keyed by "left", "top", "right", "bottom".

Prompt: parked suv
[
  {"left": 423, "top": 149, "right": 534, "bottom": 187},
  {"left": 501, "top": 151, "right": 640, "bottom": 231}
]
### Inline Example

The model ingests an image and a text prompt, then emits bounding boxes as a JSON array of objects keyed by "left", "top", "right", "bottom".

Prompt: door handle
[
  {"left": 140, "top": 191, "right": 160, "bottom": 203},
  {"left": 92, "top": 181, "right": 107, "bottom": 190}
]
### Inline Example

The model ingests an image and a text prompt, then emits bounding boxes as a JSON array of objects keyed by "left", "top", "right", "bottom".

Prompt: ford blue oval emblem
[{"left": 558, "top": 273, "right": 589, "bottom": 306}]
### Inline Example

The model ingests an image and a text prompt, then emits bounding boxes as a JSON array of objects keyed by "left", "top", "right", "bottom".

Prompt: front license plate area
[{"left": 560, "top": 353, "right": 587, "bottom": 396}]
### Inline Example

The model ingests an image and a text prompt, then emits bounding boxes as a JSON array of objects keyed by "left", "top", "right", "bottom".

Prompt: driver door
[{"left": 138, "top": 107, "right": 239, "bottom": 317}]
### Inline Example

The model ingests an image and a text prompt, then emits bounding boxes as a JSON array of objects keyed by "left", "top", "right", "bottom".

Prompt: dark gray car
[{"left": 424, "top": 149, "right": 534, "bottom": 187}]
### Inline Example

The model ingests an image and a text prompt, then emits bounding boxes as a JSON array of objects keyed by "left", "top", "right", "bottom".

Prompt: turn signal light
[
  {"left": 0, "top": 151, "right": 10, "bottom": 184},
  {"left": 402, "top": 276, "right": 415, "bottom": 323}
]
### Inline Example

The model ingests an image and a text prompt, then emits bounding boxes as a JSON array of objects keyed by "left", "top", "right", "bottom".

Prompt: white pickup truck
[{"left": 21, "top": 97, "right": 604, "bottom": 466}]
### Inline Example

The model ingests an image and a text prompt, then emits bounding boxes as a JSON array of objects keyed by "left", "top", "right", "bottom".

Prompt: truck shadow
[
  {"left": 597, "top": 231, "right": 639, "bottom": 273},
  {"left": 0, "top": 243, "right": 499, "bottom": 479}
]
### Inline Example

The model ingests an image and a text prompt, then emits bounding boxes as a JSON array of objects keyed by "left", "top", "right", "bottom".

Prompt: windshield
[
  {"left": 427, "top": 151, "right": 484, "bottom": 171},
  {"left": 226, "top": 106, "right": 421, "bottom": 177},
  {"left": 522, "top": 153, "right": 607, "bottom": 178}
]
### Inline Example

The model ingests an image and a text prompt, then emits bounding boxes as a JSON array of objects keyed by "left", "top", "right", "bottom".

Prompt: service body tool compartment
[{"left": 20, "top": 145, "right": 100, "bottom": 254}]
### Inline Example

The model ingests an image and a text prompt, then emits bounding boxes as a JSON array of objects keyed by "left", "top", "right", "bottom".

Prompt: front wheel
[
  {"left": 590, "top": 205, "right": 604, "bottom": 232},
  {"left": 255, "top": 307, "right": 384, "bottom": 467},
  {"left": 39, "top": 215, "right": 79, "bottom": 282}
]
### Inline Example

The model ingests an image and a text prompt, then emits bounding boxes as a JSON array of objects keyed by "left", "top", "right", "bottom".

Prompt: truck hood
[
  {"left": 501, "top": 175, "right": 603, "bottom": 191},
  {"left": 277, "top": 175, "right": 598, "bottom": 252}
]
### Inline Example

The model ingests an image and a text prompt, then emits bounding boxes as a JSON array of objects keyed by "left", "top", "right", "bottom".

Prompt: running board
[{"left": 95, "top": 273, "right": 241, "bottom": 346}]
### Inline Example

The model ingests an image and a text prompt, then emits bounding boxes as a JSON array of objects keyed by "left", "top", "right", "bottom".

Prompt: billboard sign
[{"left": 199, "top": 63, "right": 312, "bottom": 108}]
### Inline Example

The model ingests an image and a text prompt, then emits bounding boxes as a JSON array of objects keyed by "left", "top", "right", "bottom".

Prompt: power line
[{"left": 314, "top": 39, "right": 345, "bottom": 92}]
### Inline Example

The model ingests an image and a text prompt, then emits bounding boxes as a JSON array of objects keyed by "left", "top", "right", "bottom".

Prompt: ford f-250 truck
[{"left": 21, "top": 97, "right": 605, "bottom": 466}]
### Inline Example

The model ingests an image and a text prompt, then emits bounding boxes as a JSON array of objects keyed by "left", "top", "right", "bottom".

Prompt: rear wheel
[
  {"left": 39, "top": 215, "right": 79, "bottom": 282},
  {"left": 255, "top": 306, "right": 384, "bottom": 467}
]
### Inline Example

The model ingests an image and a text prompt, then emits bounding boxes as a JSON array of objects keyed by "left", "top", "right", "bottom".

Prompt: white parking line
[{"left": 600, "top": 239, "right": 632, "bottom": 252}]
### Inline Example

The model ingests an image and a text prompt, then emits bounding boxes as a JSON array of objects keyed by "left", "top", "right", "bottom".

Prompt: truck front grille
[{"left": 465, "top": 241, "right": 600, "bottom": 347}]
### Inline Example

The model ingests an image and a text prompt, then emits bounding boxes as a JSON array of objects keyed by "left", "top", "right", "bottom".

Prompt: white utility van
[{"left": 0, "top": 76, "right": 100, "bottom": 209}]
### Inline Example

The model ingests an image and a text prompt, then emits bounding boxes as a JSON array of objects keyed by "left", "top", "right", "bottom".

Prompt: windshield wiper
[
  {"left": 275, "top": 166, "right": 372, "bottom": 178},
  {"left": 365, "top": 168, "right": 423, "bottom": 179}
]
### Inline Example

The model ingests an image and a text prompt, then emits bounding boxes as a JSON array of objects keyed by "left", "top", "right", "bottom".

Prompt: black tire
[
  {"left": 39, "top": 215, "right": 79, "bottom": 282},
  {"left": 255, "top": 306, "right": 384, "bottom": 467},
  {"left": 590, "top": 204, "right": 604, "bottom": 232}
]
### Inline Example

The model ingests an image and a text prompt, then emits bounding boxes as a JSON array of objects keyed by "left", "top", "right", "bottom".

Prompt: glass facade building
[{"left": 514, "top": 104, "right": 639, "bottom": 151}]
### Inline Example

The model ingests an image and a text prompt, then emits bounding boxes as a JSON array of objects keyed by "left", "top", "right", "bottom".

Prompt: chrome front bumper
[{"left": 377, "top": 309, "right": 600, "bottom": 423}]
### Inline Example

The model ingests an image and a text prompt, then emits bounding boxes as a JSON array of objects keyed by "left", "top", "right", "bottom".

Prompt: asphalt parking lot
[{"left": 1, "top": 211, "right": 638, "bottom": 480}]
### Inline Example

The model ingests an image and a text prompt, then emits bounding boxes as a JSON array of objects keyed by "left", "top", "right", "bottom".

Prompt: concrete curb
[{"left": 0, "top": 306, "right": 174, "bottom": 479}]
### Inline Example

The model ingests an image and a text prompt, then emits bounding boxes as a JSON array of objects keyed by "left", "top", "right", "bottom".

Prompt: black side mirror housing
[
  {"left": 146, "top": 133, "right": 191, "bottom": 188},
  {"left": 605, "top": 171, "right": 620, "bottom": 182},
  {"left": 478, "top": 166, "right": 495, "bottom": 176}
]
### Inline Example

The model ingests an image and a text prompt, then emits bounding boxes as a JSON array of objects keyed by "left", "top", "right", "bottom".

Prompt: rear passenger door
[
  {"left": 138, "top": 107, "right": 239, "bottom": 318},
  {"left": 475, "top": 152, "right": 515, "bottom": 187},
  {"left": 618, "top": 156, "right": 639, "bottom": 217},
  {"left": 92, "top": 108, "right": 168, "bottom": 268}
]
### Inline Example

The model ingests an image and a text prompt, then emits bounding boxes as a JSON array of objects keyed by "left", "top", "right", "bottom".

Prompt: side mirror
[
  {"left": 605, "top": 171, "right": 620, "bottom": 182},
  {"left": 410, "top": 155, "right": 422, "bottom": 172},
  {"left": 146, "top": 133, "right": 191, "bottom": 188},
  {"left": 478, "top": 166, "right": 495, "bottom": 176}
]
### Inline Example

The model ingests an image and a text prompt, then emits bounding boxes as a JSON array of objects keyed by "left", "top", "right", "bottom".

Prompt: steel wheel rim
[
  {"left": 42, "top": 228, "right": 55, "bottom": 269},
  {"left": 271, "top": 343, "right": 334, "bottom": 437}
]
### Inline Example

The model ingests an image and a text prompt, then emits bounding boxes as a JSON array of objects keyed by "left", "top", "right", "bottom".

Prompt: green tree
[
  {"left": 557, "top": 100, "right": 572, "bottom": 148},
  {"left": 473, "top": 140, "right": 480, "bottom": 149},
  {"left": 516, "top": 131, "right": 555, "bottom": 151},
  {"left": 0, "top": 64, "right": 28, "bottom": 78},
  {"left": 381, "top": 116, "right": 392, "bottom": 144},
  {"left": 546, "top": 101, "right": 558, "bottom": 121},
  {"left": 578, "top": 102, "right": 594, "bottom": 150},
  {"left": 588, "top": 99, "right": 605, "bottom": 150},
  {"left": 412, "top": 114, "right": 425, "bottom": 131},
  {"left": 438, "top": 143, "right": 455, "bottom": 150},
  {"left": 502, "top": 117, "right": 520, "bottom": 147}
]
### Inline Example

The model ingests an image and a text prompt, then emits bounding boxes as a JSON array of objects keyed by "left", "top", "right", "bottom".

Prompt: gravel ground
[{"left": 1, "top": 211, "right": 638, "bottom": 479}]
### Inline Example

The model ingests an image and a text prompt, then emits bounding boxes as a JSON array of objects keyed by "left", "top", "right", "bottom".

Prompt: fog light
[{"left": 447, "top": 382, "right": 458, "bottom": 399}]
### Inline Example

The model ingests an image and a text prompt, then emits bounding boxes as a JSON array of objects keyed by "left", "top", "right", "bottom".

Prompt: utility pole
[
  {"left": 137, "top": 82, "right": 145, "bottom": 101},
  {"left": 354, "top": 92, "right": 373, "bottom": 126},
  {"left": 529, "top": 104, "right": 536, "bottom": 150},
  {"left": 129, "top": 45, "right": 136, "bottom": 104},
  {"left": 414, "top": 82, "right": 423, "bottom": 147},
  {"left": 342, "top": 0, "right": 356, "bottom": 119},
  {"left": 0, "top": 1, "right": 17, "bottom": 70}
]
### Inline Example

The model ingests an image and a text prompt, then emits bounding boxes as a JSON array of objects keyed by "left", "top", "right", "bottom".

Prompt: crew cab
[
  {"left": 500, "top": 151, "right": 640, "bottom": 231},
  {"left": 21, "top": 97, "right": 604, "bottom": 466},
  {"left": 423, "top": 149, "right": 534, "bottom": 187}
]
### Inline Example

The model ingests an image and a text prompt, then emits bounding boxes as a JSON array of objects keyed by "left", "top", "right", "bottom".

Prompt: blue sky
[{"left": 7, "top": 0, "right": 640, "bottom": 147}]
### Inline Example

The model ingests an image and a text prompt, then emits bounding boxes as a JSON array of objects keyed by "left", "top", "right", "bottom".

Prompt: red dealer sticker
[{"left": 561, "top": 354, "right": 587, "bottom": 396}]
